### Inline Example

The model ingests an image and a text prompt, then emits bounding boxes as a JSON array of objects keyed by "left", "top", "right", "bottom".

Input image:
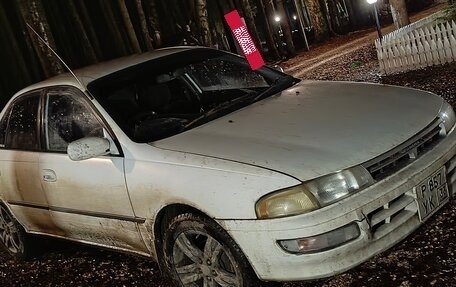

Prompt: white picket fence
[
  {"left": 383, "top": 11, "right": 445, "bottom": 40},
  {"left": 375, "top": 14, "right": 456, "bottom": 74}
]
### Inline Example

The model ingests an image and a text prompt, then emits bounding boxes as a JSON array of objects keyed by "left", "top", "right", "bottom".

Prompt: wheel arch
[
  {"left": 153, "top": 203, "right": 208, "bottom": 248},
  {"left": 0, "top": 200, "right": 28, "bottom": 232},
  {"left": 153, "top": 203, "right": 267, "bottom": 286}
]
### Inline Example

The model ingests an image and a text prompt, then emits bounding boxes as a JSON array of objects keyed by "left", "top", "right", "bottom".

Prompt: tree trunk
[
  {"left": 320, "top": 0, "right": 337, "bottom": 36},
  {"left": 227, "top": 0, "right": 235, "bottom": 9},
  {"left": 98, "top": 0, "right": 128, "bottom": 56},
  {"left": 233, "top": 0, "right": 244, "bottom": 13},
  {"left": 258, "top": 0, "right": 280, "bottom": 60},
  {"left": 117, "top": 0, "right": 141, "bottom": 53},
  {"left": 145, "top": 0, "right": 162, "bottom": 47},
  {"left": 263, "top": 0, "right": 286, "bottom": 57},
  {"left": 275, "top": 0, "right": 296, "bottom": 56},
  {"left": 67, "top": 0, "right": 97, "bottom": 63},
  {"left": 344, "top": 0, "right": 359, "bottom": 30},
  {"left": 154, "top": 0, "right": 176, "bottom": 45},
  {"left": 0, "top": 1, "right": 32, "bottom": 85},
  {"left": 75, "top": 0, "right": 103, "bottom": 59},
  {"left": 305, "top": 0, "right": 328, "bottom": 40},
  {"left": 18, "top": 0, "right": 63, "bottom": 77},
  {"left": 135, "top": 0, "right": 154, "bottom": 50},
  {"left": 240, "top": 0, "right": 264, "bottom": 54},
  {"left": 195, "top": 0, "right": 212, "bottom": 46},
  {"left": 11, "top": 0, "right": 42, "bottom": 81},
  {"left": 390, "top": 0, "right": 410, "bottom": 29}
]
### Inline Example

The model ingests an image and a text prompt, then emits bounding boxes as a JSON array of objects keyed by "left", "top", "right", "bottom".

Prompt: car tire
[
  {"left": 162, "top": 212, "right": 273, "bottom": 287},
  {"left": 0, "top": 204, "right": 28, "bottom": 259}
]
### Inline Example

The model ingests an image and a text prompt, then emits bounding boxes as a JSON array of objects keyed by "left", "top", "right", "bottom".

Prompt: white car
[{"left": 0, "top": 47, "right": 454, "bottom": 287}]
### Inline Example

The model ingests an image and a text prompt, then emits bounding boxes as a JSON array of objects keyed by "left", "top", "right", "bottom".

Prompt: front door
[{"left": 39, "top": 87, "right": 145, "bottom": 252}]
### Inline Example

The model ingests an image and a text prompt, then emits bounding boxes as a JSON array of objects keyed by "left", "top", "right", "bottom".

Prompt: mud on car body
[{"left": 0, "top": 47, "right": 455, "bottom": 286}]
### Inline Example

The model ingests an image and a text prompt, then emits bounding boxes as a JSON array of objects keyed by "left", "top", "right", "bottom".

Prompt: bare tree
[
  {"left": 75, "top": 0, "right": 103, "bottom": 59},
  {"left": 145, "top": 0, "right": 162, "bottom": 47},
  {"left": 275, "top": 0, "right": 296, "bottom": 56},
  {"left": 195, "top": 0, "right": 212, "bottom": 46},
  {"left": 135, "top": 0, "right": 154, "bottom": 51},
  {"left": 240, "top": 0, "right": 264, "bottom": 54},
  {"left": 98, "top": 0, "right": 129, "bottom": 56},
  {"left": 18, "top": 0, "right": 63, "bottom": 77},
  {"left": 257, "top": 0, "right": 280, "bottom": 59},
  {"left": 263, "top": 0, "right": 286, "bottom": 57},
  {"left": 304, "top": 0, "right": 328, "bottom": 40},
  {"left": 390, "top": 0, "right": 410, "bottom": 29},
  {"left": 11, "top": 0, "right": 42, "bottom": 81},
  {"left": 67, "top": 0, "right": 97, "bottom": 63},
  {"left": 117, "top": 0, "right": 141, "bottom": 53},
  {"left": 0, "top": 1, "right": 32, "bottom": 84}
]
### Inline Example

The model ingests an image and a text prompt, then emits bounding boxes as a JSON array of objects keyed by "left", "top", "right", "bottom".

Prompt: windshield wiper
[
  {"left": 251, "top": 76, "right": 298, "bottom": 103},
  {"left": 183, "top": 76, "right": 298, "bottom": 131},
  {"left": 183, "top": 92, "right": 255, "bottom": 130}
]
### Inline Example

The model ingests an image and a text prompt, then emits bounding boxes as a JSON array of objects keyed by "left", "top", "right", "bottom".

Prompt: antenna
[{"left": 26, "top": 23, "right": 85, "bottom": 88}]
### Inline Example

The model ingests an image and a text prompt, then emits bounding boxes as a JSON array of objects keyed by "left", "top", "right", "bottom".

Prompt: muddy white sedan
[{"left": 0, "top": 47, "right": 455, "bottom": 287}]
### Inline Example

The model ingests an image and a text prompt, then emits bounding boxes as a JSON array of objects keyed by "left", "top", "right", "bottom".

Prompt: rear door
[
  {"left": 0, "top": 91, "right": 56, "bottom": 234},
  {"left": 38, "top": 87, "right": 146, "bottom": 252}
]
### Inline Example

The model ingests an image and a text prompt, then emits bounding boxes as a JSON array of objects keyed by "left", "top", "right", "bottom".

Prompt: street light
[{"left": 366, "top": 0, "right": 383, "bottom": 41}]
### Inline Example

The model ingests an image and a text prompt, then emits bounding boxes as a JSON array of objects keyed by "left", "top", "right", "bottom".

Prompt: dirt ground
[{"left": 1, "top": 4, "right": 456, "bottom": 286}]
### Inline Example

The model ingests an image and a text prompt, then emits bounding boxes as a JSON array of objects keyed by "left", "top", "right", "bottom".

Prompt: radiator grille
[{"left": 364, "top": 119, "right": 443, "bottom": 181}]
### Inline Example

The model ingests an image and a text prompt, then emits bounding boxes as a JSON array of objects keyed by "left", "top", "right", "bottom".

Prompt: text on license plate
[{"left": 415, "top": 166, "right": 449, "bottom": 222}]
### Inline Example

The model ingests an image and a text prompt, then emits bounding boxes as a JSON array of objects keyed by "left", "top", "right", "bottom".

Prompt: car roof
[{"left": 16, "top": 46, "right": 200, "bottom": 95}]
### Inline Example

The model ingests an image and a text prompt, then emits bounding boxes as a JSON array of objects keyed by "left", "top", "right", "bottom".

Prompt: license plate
[{"left": 415, "top": 166, "right": 449, "bottom": 222}]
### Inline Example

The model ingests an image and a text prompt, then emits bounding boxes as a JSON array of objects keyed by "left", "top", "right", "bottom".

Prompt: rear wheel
[
  {"left": 0, "top": 204, "right": 27, "bottom": 259},
  {"left": 161, "top": 213, "right": 266, "bottom": 287}
]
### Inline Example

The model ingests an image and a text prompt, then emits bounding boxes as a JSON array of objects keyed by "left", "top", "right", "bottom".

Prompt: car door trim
[{"left": 7, "top": 200, "right": 146, "bottom": 223}]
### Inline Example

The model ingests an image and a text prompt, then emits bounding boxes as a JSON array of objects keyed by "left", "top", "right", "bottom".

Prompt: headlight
[
  {"left": 304, "top": 166, "right": 374, "bottom": 207},
  {"left": 256, "top": 166, "right": 374, "bottom": 219},
  {"left": 439, "top": 101, "right": 456, "bottom": 134},
  {"left": 256, "top": 185, "right": 320, "bottom": 219}
]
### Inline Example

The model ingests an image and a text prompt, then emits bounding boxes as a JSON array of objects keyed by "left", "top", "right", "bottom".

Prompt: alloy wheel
[
  {"left": 172, "top": 230, "right": 242, "bottom": 287},
  {"left": 0, "top": 206, "right": 23, "bottom": 255}
]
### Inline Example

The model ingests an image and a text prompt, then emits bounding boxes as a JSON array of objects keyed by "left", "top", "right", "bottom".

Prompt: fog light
[{"left": 278, "top": 223, "right": 360, "bottom": 254}]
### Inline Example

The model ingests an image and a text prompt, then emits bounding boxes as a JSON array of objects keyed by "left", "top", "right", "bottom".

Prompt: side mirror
[{"left": 67, "top": 137, "right": 110, "bottom": 161}]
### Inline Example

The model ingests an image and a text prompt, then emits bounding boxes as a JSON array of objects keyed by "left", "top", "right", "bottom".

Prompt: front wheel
[
  {"left": 162, "top": 213, "right": 265, "bottom": 287},
  {"left": 0, "top": 204, "right": 27, "bottom": 259}
]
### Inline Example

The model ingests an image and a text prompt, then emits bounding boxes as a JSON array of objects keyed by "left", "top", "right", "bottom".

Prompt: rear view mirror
[{"left": 67, "top": 137, "right": 110, "bottom": 161}]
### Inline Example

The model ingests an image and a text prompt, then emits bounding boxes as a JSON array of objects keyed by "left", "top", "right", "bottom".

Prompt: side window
[
  {"left": 45, "top": 93, "right": 103, "bottom": 152},
  {"left": 0, "top": 110, "right": 10, "bottom": 147},
  {"left": 5, "top": 95, "right": 40, "bottom": 150}
]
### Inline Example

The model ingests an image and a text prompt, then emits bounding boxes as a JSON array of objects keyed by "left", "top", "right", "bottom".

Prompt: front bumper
[{"left": 217, "top": 131, "right": 456, "bottom": 281}]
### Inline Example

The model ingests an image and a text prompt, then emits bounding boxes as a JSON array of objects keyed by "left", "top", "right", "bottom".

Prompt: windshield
[
  {"left": 184, "top": 58, "right": 269, "bottom": 91},
  {"left": 88, "top": 49, "right": 298, "bottom": 143}
]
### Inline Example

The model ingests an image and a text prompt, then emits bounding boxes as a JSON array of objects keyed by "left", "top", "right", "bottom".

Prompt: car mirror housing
[{"left": 67, "top": 137, "right": 111, "bottom": 161}]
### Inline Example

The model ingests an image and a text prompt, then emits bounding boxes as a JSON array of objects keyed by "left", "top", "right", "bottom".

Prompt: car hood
[{"left": 153, "top": 80, "right": 443, "bottom": 181}]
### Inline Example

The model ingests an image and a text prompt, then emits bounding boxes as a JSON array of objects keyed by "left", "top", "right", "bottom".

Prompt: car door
[
  {"left": 0, "top": 91, "right": 57, "bottom": 234},
  {"left": 39, "top": 86, "right": 146, "bottom": 252}
]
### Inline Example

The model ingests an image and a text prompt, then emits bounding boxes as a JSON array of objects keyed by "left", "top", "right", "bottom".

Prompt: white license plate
[{"left": 415, "top": 166, "right": 449, "bottom": 222}]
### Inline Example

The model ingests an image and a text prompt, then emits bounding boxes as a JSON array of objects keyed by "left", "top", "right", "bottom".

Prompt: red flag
[{"left": 224, "top": 10, "right": 265, "bottom": 70}]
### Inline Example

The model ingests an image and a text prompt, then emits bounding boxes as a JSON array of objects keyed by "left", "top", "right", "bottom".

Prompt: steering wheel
[{"left": 129, "top": 111, "right": 158, "bottom": 125}]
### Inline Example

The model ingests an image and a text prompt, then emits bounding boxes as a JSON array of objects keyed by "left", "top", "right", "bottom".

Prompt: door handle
[{"left": 42, "top": 169, "right": 57, "bottom": 182}]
